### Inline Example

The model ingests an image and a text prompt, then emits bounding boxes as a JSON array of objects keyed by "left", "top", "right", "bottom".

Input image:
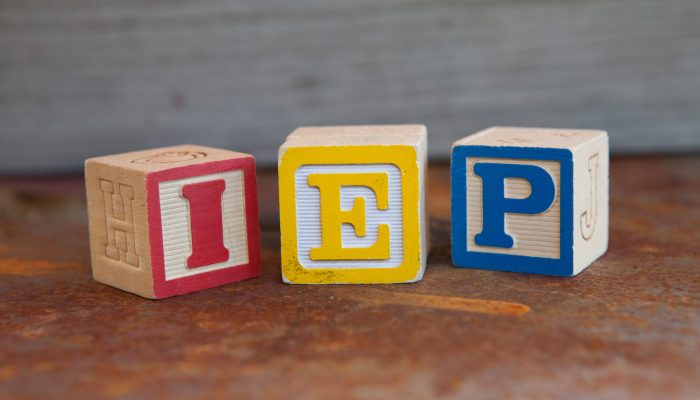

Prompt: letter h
[{"left": 100, "top": 179, "right": 139, "bottom": 267}]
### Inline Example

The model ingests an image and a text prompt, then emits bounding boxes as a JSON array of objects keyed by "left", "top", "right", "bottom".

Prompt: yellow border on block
[{"left": 279, "top": 145, "right": 421, "bottom": 284}]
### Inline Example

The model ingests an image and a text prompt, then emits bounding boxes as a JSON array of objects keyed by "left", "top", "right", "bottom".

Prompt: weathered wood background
[{"left": 1, "top": 0, "right": 699, "bottom": 173}]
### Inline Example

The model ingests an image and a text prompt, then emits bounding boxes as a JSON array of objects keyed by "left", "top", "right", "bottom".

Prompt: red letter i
[{"left": 181, "top": 179, "right": 230, "bottom": 268}]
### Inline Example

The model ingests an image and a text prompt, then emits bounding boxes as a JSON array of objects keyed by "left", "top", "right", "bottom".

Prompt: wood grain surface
[
  {"left": 2, "top": 0, "right": 700, "bottom": 173},
  {"left": 1, "top": 157, "right": 699, "bottom": 399}
]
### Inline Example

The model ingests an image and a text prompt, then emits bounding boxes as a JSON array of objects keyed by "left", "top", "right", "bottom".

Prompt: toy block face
[
  {"left": 451, "top": 127, "right": 608, "bottom": 276},
  {"left": 85, "top": 145, "right": 260, "bottom": 298},
  {"left": 278, "top": 125, "right": 428, "bottom": 284}
]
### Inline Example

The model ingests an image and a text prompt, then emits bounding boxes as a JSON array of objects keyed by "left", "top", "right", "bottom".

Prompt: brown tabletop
[{"left": 1, "top": 157, "right": 699, "bottom": 399}]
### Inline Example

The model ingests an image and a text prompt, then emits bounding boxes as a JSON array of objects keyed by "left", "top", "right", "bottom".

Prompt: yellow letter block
[{"left": 278, "top": 125, "right": 429, "bottom": 284}]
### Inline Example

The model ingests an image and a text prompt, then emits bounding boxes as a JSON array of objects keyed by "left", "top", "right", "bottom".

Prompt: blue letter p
[{"left": 474, "top": 163, "right": 556, "bottom": 249}]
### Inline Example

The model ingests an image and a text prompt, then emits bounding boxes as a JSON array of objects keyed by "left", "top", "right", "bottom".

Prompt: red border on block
[{"left": 146, "top": 157, "right": 260, "bottom": 298}]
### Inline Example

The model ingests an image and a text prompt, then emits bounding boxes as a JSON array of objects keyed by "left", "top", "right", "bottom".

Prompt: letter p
[{"left": 474, "top": 163, "right": 556, "bottom": 249}]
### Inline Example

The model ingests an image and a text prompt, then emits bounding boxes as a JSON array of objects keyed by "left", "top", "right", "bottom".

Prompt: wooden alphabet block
[
  {"left": 85, "top": 145, "right": 260, "bottom": 298},
  {"left": 278, "top": 125, "right": 429, "bottom": 284},
  {"left": 451, "top": 127, "right": 609, "bottom": 276}
]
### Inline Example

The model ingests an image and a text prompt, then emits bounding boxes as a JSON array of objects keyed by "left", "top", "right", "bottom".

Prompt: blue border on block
[{"left": 450, "top": 145, "right": 574, "bottom": 276}]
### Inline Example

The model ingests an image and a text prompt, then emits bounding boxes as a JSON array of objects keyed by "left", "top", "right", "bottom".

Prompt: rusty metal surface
[{"left": 0, "top": 157, "right": 699, "bottom": 399}]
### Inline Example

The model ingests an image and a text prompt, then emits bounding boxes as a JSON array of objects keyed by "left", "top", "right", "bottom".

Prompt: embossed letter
[
  {"left": 580, "top": 153, "right": 599, "bottom": 240},
  {"left": 308, "top": 173, "right": 390, "bottom": 260},
  {"left": 474, "top": 163, "right": 556, "bottom": 249},
  {"left": 100, "top": 180, "right": 139, "bottom": 267},
  {"left": 181, "top": 179, "right": 230, "bottom": 268}
]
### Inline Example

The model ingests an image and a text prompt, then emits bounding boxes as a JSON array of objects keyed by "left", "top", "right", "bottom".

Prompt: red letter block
[{"left": 85, "top": 145, "right": 260, "bottom": 299}]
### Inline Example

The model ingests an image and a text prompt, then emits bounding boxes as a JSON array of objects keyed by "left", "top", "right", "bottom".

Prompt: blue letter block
[{"left": 451, "top": 127, "right": 609, "bottom": 276}]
